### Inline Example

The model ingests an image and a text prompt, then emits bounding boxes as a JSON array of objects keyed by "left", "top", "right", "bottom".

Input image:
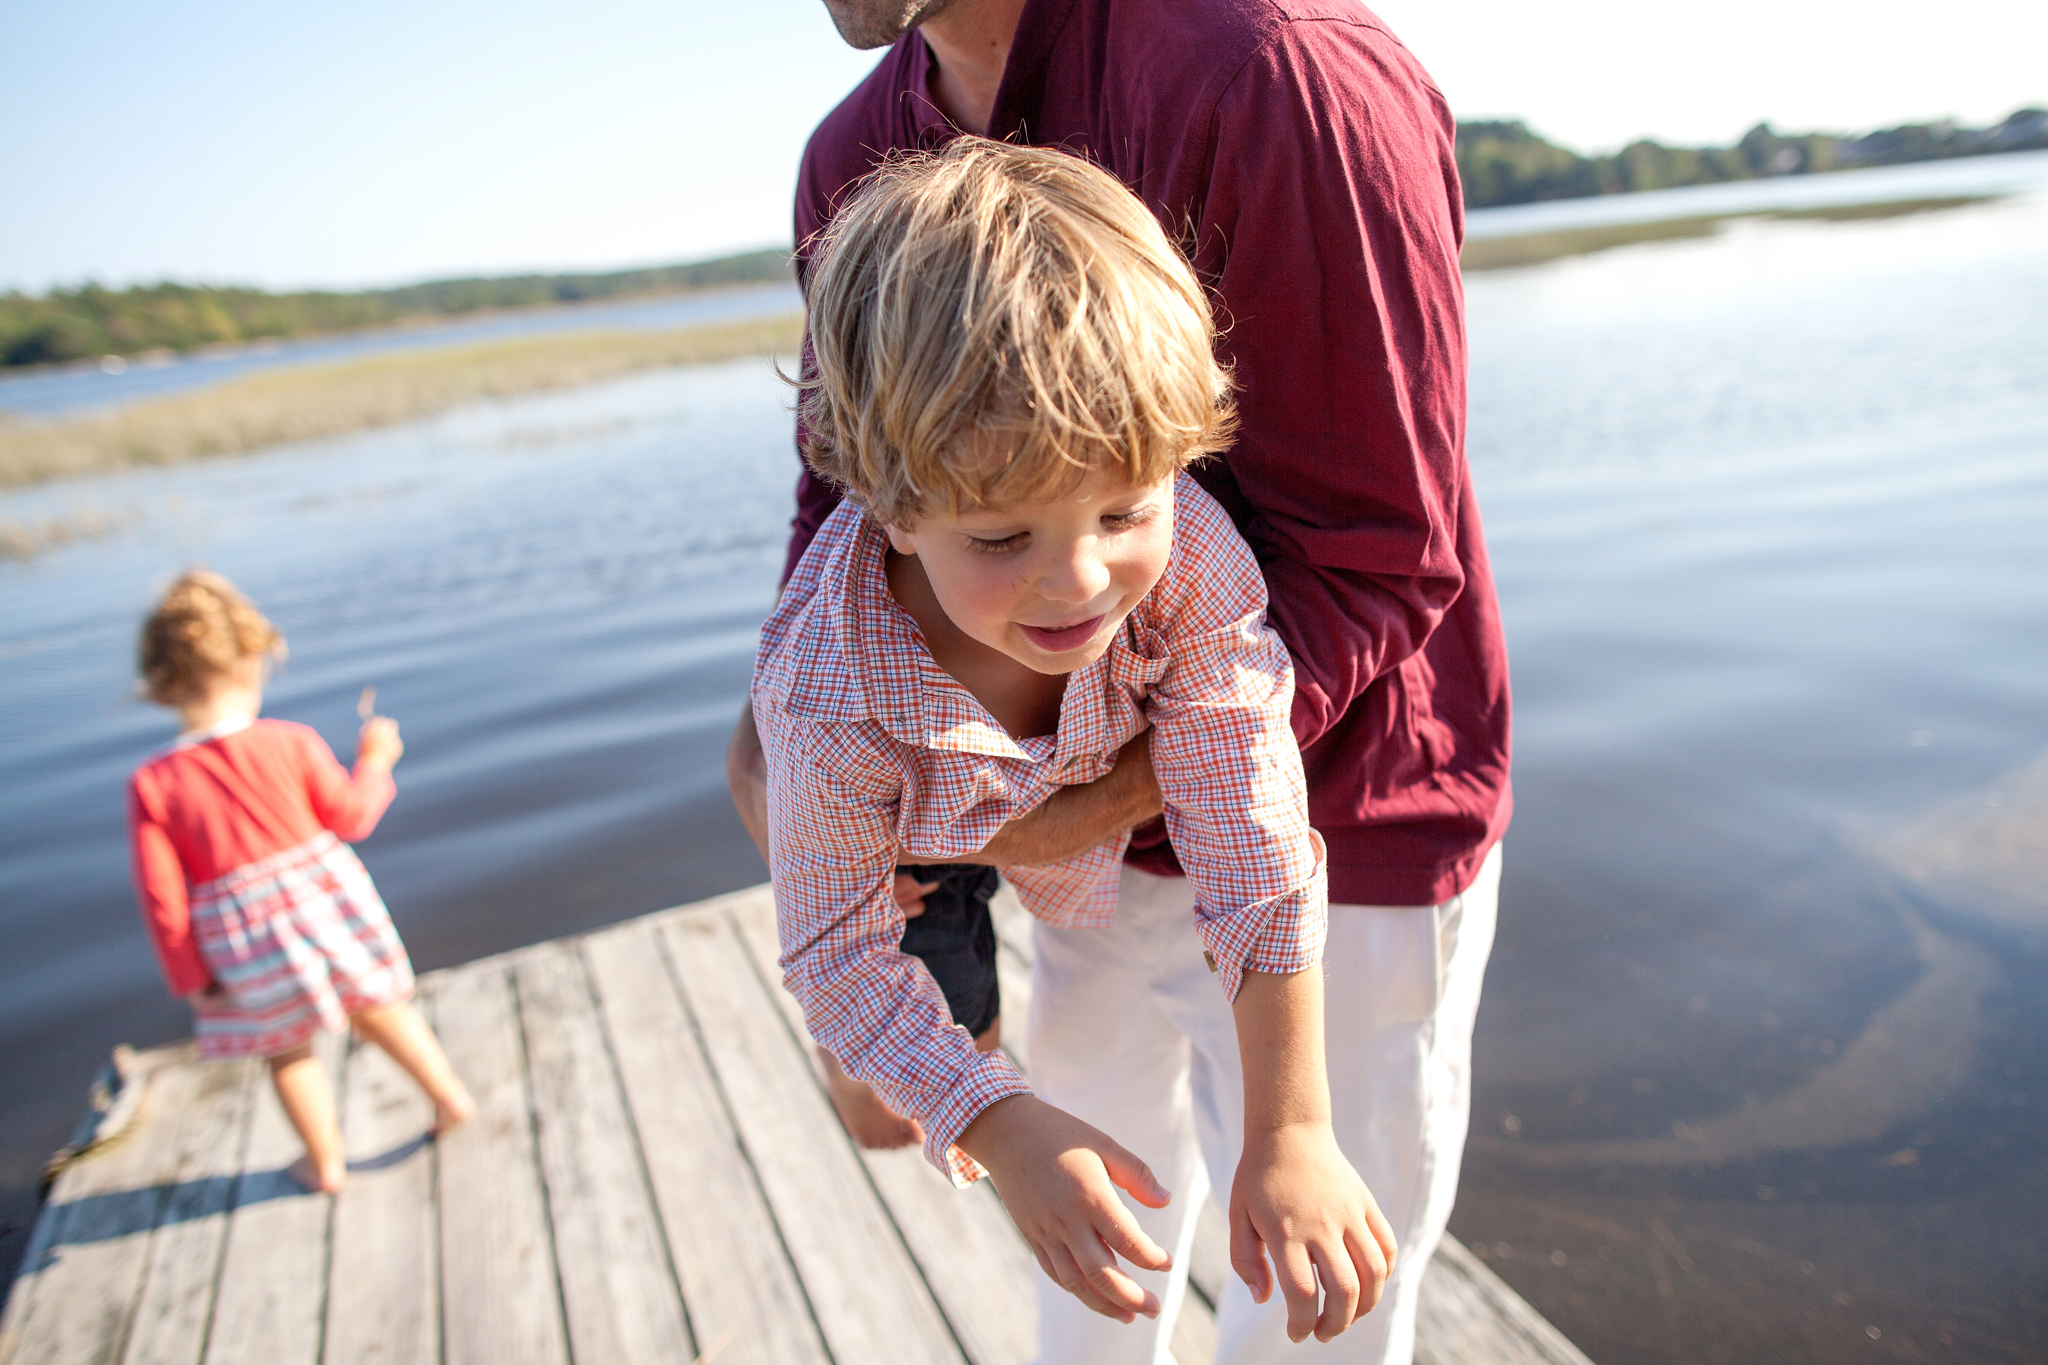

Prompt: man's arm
[
  {"left": 1195, "top": 23, "right": 1471, "bottom": 750},
  {"left": 731, "top": 704, "right": 1160, "bottom": 871},
  {"left": 935, "top": 729, "right": 1161, "bottom": 866}
]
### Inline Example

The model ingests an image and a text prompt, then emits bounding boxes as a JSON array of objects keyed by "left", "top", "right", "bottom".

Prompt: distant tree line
[
  {"left": 1, "top": 248, "right": 793, "bottom": 369},
  {"left": 6, "top": 106, "right": 2047, "bottom": 370},
  {"left": 1457, "top": 106, "right": 2048, "bottom": 209}
]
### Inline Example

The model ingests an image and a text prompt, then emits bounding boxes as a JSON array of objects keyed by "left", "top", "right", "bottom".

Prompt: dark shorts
[{"left": 898, "top": 863, "right": 1001, "bottom": 1040}]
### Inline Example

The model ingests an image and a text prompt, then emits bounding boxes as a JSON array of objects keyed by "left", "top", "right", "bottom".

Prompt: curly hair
[
  {"left": 797, "top": 137, "right": 1236, "bottom": 526},
  {"left": 138, "top": 570, "right": 286, "bottom": 707}
]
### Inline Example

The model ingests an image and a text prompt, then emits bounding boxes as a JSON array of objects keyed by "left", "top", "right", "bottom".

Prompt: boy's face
[{"left": 885, "top": 470, "right": 1175, "bottom": 676}]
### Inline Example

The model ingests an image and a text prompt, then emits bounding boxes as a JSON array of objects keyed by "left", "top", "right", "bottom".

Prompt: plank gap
[{"left": 504, "top": 967, "right": 581, "bottom": 1365}]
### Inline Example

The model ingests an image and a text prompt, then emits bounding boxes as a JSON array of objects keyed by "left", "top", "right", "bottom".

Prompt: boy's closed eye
[{"left": 961, "top": 505, "right": 1160, "bottom": 555}]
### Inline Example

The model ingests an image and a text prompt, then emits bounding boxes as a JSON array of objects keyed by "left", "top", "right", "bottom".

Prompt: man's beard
[{"left": 822, "top": 0, "right": 959, "bottom": 50}]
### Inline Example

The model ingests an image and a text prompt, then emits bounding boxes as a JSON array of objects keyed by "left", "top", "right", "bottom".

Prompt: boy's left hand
[{"left": 1229, "top": 1120, "right": 1397, "bottom": 1343}]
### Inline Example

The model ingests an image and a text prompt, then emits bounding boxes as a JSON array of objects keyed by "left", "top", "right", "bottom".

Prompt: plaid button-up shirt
[{"left": 754, "top": 473, "right": 1327, "bottom": 1182}]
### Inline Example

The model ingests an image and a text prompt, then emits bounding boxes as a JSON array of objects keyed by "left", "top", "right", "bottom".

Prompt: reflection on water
[
  {"left": 1456, "top": 190, "right": 2047, "bottom": 1361},
  {"left": 2, "top": 193, "right": 2045, "bottom": 1356}
]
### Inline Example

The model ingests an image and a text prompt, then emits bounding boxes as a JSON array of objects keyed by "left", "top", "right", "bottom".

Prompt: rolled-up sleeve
[{"left": 764, "top": 717, "right": 1029, "bottom": 1183}]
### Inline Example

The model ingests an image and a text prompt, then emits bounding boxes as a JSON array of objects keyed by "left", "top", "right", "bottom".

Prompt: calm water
[{"left": 3, "top": 192, "right": 2045, "bottom": 1360}]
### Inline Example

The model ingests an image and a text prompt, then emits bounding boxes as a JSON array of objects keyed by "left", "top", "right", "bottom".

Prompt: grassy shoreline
[
  {"left": 1460, "top": 193, "right": 1997, "bottom": 272},
  {"left": 0, "top": 193, "right": 1997, "bottom": 494},
  {"left": 0, "top": 313, "right": 802, "bottom": 489}
]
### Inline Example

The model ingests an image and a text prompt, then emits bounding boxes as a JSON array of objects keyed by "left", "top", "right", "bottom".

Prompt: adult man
[{"left": 728, "top": 1, "right": 1511, "bottom": 1360}]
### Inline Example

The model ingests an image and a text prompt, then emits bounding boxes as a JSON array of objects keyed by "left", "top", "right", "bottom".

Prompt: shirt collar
[{"left": 156, "top": 712, "right": 253, "bottom": 758}]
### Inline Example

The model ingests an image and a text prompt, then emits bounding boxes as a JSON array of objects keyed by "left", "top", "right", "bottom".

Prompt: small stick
[{"left": 357, "top": 685, "right": 378, "bottom": 721}]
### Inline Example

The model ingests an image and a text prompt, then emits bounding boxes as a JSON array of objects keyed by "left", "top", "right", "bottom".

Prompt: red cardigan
[
  {"left": 128, "top": 718, "right": 394, "bottom": 996},
  {"left": 784, "top": 0, "right": 1512, "bottom": 906}
]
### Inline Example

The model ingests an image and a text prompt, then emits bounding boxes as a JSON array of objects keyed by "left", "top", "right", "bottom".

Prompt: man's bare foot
[
  {"left": 287, "top": 1153, "right": 346, "bottom": 1194},
  {"left": 819, "top": 1047, "right": 921, "bottom": 1149},
  {"left": 430, "top": 1087, "right": 477, "bottom": 1135}
]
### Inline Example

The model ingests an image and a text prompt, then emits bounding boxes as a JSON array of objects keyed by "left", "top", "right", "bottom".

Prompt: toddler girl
[{"left": 127, "top": 570, "right": 472, "bottom": 1193}]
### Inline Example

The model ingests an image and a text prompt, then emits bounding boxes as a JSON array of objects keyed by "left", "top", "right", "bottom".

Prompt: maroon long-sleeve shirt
[{"left": 785, "top": 0, "right": 1512, "bottom": 906}]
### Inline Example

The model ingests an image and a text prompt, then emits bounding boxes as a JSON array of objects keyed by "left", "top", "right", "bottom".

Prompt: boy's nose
[{"left": 1038, "top": 544, "right": 1112, "bottom": 604}]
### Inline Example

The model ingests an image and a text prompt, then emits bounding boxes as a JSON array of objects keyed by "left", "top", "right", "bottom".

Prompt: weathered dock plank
[
  {"left": 1414, "top": 1235, "right": 1595, "bottom": 1365},
  {"left": 323, "top": 991, "right": 440, "bottom": 1365},
  {"left": 4, "top": 1060, "right": 206, "bottom": 1365},
  {"left": 660, "top": 907, "right": 964, "bottom": 1365},
  {"left": 119, "top": 1060, "right": 258, "bottom": 1365},
  {"left": 584, "top": 916, "right": 830, "bottom": 1365},
  {"left": 431, "top": 967, "right": 570, "bottom": 1365},
  {"left": 513, "top": 946, "right": 695, "bottom": 1363},
  {"left": 728, "top": 894, "right": 1038, "bottom": 1365},
  {"left": 6, "top": 885, "right": 1597, "bottom": 1365},
  {"left": 203, "top": 1028, "right": 345, "bottom": 1365}
]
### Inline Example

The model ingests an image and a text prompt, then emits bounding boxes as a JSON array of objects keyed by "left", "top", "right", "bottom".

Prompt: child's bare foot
[
  {"left": 819, "top": 1047, "right": 921, "bottom": 1149},
  {"left": 430, "top": 1088, "right": 477, "bottom": 1135},
  {"left": 287, "top": 1153, "right": 347, "bottom": 1194}
]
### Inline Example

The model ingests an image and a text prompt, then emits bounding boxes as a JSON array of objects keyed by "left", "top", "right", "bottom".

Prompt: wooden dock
[{"left": 1, "top": 886, "right": 1592, "bottom": 1365}]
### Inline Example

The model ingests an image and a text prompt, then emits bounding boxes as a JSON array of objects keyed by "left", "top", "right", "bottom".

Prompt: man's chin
[{"left": 822, "top": 0, "right": 953, "bottom": 50}]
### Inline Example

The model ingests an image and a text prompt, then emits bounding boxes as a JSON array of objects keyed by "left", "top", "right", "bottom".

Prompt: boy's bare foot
[
  {"left": 820, "top": 1047, "right": 921, "bottom": 1149},
  {"left": 287, "top": 1153, "right": 347, "bottom": 1194},
  {"left": 431, "top": 1088, "right": 478, "bottom": 1135}
]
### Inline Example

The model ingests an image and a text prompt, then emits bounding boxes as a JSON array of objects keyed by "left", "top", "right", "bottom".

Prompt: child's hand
[
  {"left": 959, "top": 1094, "right": 1175, "bottom": 1322},
  {"left": 1229, "top": 1120, "right": 1397, "bottom": 1343},
  {"left": 357, "top": 716, "right": 404, "bottom": 769},
  {"left": 182, "top": 983, "right": 224, "bottom": 1010}
]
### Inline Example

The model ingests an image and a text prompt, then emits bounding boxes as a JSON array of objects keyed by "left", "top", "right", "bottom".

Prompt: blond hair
[
  {"left": 798, "top": 138, "right": 1235, "bottom": 526},
  {"left": 138, "top": 570, "right": 285, "bottom": 707}
]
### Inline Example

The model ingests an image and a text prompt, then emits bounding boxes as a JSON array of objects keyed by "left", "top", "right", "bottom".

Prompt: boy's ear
[{"left": 883, "top": 523, "right": 919, "bottom": 556}]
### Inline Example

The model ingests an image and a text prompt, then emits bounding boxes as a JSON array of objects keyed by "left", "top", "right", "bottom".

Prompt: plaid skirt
[{"left": 189, "top": 831, "right": 414, "bottom": 1060}]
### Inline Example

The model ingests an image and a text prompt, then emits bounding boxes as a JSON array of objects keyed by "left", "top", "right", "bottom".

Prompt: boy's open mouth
[{"left": 1018, "top": 614, "right": 1106, "bottom": 653}]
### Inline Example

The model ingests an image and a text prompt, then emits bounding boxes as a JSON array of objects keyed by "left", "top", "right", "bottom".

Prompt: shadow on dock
[{"left": 0, "top": 886, "right": 1594, "bottom": 1365}]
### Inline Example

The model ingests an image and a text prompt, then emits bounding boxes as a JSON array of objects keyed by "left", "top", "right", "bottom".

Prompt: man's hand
[
  {"left": 726, "top": 701, "right": 772, "bottom": 864},
  {"left": 893, "top": 872, "right": 940, "bottom": 918},
  {"left": 1230, "top": 1120, "right": 1396, "bottom": 1342},
  {"left": 959, "top": 1094, "right": 1175, "bottom": 1322},
  {"left": 913, "top": 729, "right": 1163, "bottom": 868}
]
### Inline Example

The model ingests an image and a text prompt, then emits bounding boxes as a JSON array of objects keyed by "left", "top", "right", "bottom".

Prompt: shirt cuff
[
  {"left": 920, "top": 1047, "right": 1033, "bottom": 1187},
  {"left": 1196, "top": 864, "right": 1329, "bottom": 1002}
]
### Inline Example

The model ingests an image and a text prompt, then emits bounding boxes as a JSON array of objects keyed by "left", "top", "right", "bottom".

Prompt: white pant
[{"left": 1028, "top": 843, "right": 1501, "bottom": 1365}]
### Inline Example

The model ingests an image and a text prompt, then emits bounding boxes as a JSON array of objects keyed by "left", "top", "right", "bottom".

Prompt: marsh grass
[
  {"left": 0, "top": 501, "right": 140, "bottom": 561},
  {"left": 0, "top": 314, "right": 803, "bottom": 488},
  {"left": 1460, "top": 194, "right": 1998, "bottom": 272}
]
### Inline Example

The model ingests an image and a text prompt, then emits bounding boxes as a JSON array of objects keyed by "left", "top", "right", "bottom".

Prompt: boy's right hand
[
  {"left": 957, "top": 1094, "right": 1174, "bottom": 1321},
  {"left": 357, "top": 716, "right": 403, "bottom": 769}
]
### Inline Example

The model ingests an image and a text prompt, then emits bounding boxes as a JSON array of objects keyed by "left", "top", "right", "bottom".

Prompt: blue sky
[{"left": 3, "top": 0, "right": 2041, "bottom": 293}]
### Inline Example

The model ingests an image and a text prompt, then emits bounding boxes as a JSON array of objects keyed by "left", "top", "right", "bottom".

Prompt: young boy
[{"left": 753, "top": 138, "right": 1397, "bottom": 1352}]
